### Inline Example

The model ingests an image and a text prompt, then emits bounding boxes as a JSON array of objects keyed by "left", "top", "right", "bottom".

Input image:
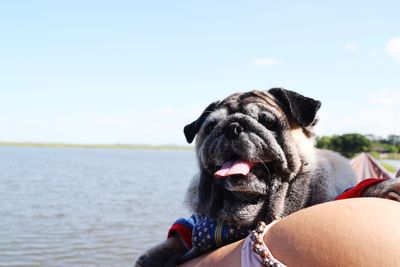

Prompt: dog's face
[{"left": 184, "top": 89, "right": 321, "bottom": 226}]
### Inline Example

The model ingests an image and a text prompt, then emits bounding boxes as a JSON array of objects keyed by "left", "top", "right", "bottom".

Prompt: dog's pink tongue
[{"left": 214, "top": 160, "right": 254, "bottom": 178}]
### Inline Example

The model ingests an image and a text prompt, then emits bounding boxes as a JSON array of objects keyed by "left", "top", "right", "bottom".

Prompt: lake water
[{"left": 0, "top": 147, "right": 197, "bottom": 267}]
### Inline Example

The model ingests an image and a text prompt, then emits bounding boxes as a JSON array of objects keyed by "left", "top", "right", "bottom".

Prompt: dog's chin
[
  {"left": 227, "top": 190, "right": 263, "bottom": 204},
  {"left": 218, "top": 187, "right": 266, "bottom": 226},
  {"left": 222, "top": 172, "right": 268, "bottom": 204}
]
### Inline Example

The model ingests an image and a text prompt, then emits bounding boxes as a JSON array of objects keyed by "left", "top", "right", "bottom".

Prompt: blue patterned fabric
[{"left": 174, "top": 214, "right": 249, "bottom": 262}]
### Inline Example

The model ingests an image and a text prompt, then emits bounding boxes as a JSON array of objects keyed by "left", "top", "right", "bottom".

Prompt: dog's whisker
[{"left": 256, "top": 156, "right": 271, "bottom": 178}]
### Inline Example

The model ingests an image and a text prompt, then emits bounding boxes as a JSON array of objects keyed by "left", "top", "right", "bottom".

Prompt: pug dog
[{"left": 135, "top": 88, "right": 400, "bottom": 267}]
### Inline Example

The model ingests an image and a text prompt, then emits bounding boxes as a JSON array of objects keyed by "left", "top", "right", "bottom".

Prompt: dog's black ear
[
  {"left": 268, "top": 88, "right": 321, "bottom": 127},
  {"left": 184, "top": 101, "right": 220, "bottom": 143}
]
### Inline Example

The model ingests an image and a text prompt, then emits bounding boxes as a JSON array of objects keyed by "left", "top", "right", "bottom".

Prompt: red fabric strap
[
  {"left": 335, "top": 178, "right": 386, "bottom": 200},
  {"left": 167, "top": 223, "right": 193, "bottom": 250}
]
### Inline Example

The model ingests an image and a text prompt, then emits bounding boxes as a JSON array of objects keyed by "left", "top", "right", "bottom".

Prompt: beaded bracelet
[{"left": 250, "top": 221, "right": 286, "bottom": 267}]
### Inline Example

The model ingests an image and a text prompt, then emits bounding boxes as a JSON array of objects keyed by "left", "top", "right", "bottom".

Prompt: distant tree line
[{"left": 316, "top": 133, "right": 400, "bottom": 158}]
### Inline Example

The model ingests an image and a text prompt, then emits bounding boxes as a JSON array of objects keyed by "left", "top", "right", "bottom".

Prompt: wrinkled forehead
[{"left": 209, "top": 90, "right": 284, "bottom": 120}]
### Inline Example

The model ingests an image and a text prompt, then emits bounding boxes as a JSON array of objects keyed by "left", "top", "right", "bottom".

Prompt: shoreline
[
  {"left": 1, "top": 142, "right": 398, "bottom": 160},
  {"left": 0, "top": 142, "right": 193, "bottom": 151}
]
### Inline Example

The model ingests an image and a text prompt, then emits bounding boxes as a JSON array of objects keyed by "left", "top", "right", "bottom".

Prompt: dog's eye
[
  {"left": 258, "top": 113, "right": 277, "bottom": 131},
  {"left": 204, "top": 121, "right": 217, "bottom": 135}
]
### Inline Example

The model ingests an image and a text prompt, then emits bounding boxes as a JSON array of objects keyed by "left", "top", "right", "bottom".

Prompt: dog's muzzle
[{"left": 225, "top": 122, "right": 244, "bottom": 140}]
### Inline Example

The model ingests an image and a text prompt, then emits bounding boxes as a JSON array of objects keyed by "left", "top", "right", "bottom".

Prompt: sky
[{"left": 0, "top": 1, "right": 399, "bottom": 145}]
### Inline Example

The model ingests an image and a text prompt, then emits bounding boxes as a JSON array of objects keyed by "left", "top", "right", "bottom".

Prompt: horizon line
[{"left": 0, "top": 141, "right": 194, "bottom": 150}]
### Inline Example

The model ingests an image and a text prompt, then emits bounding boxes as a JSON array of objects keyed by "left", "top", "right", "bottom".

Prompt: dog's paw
[
  {"left": 134, "top": 254, "right": 163, "bottom": 267},
  {"left": 134, "top": 235, "right": 186, "bottom": 267},
  {"left": 362, "top": 178, "right": 400, "bottom": 201}
]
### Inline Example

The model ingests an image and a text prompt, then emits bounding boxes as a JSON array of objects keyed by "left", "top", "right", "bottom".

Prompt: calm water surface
[{"left": 0, "top": 147, "right": 196, "bottom": 266}]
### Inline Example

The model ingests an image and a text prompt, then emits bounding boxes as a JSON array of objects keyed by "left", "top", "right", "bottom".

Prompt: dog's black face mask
[{"left": 184, "top": 89, "right": 321, "bottom": 226}]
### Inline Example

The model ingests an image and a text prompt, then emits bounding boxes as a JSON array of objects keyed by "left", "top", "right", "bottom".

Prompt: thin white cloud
[
  {"left": 253, "top": 58, "right": 282, "bottom": 66},
  {"left": 386, "top": 37, "right": 400, "bottom": 62},
  {"left": 344, "top": 43, "right": 358, "bottom": 53}
]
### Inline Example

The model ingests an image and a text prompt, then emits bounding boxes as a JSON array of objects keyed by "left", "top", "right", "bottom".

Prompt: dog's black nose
[{"left": 225, "top": 122, "right": 243, "bottom": 139}]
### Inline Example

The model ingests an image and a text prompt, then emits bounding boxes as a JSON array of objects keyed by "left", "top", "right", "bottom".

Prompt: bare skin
[
  {"left": 180, "top": 198, "right": 400, "bottom": 267},
  {"left": 179, "top": 240, "right": 243, "bottom": 267}
]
